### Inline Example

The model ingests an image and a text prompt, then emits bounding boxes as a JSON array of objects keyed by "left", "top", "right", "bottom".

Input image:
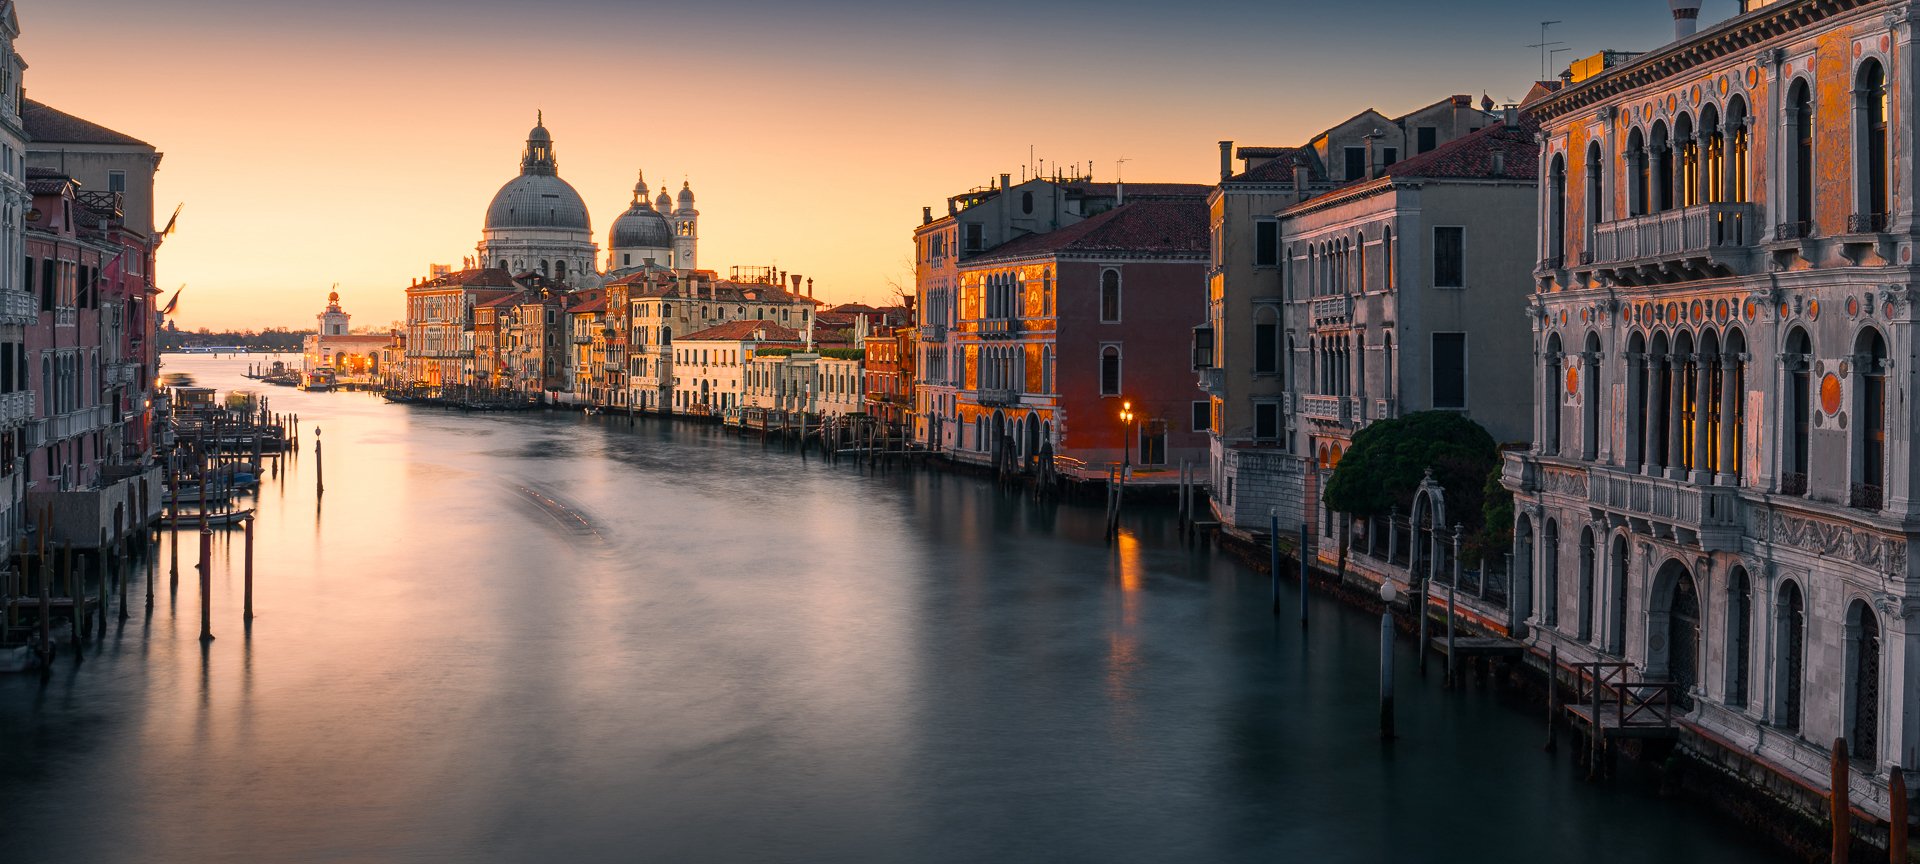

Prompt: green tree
[{"left": 1323, "top": 411, "right": 1500, "bottom": 548}]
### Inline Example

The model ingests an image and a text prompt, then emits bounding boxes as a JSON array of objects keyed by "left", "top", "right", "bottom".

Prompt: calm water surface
[{"left": 0, "top": 355, "right": 1791, "bottom": 863}]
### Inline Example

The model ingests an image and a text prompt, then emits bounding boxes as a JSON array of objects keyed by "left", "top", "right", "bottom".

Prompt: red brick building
[{"left": 951, "top": 188, "right": 1210, "bottom": 474}]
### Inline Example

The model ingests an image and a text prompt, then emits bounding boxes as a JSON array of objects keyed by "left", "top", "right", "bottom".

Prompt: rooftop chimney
[
  {"left": 923, "top": 206, "right": 932, "bottom": 225},
  {"left": 1670, "top": 0, "right": 1702, "bottom": 40},
  {"left": 806, "top": 277, "right": 814, "bottom": 297},
  {"left": 1292, "top": 162, "right": 1311, "bottom": 202},
  {"left": 1491, "top": 150, "right": 1506, "bottom": 177},
  {"left": 1116, "top": 180, "right": 1125, "bottom": 206},
  {"left": 1000, "top": 173, "right": 1012, "bottom": 191},
  {"left": 1219, "top": 140, "right": 1234, "bottom": 182}
]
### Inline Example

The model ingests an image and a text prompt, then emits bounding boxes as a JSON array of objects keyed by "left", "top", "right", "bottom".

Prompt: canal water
[{"left": 0, "top": 355, "right": 1791, "bottom": 863}]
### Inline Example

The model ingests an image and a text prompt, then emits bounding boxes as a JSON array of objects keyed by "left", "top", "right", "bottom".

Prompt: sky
[{"left": 19, "top": 0, "right": 1745, "bottom": 331}]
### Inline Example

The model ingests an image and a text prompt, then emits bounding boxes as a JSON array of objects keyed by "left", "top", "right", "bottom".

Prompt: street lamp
[{"left": 1119, "top": 399, "right": 1134, "bottom": 471}]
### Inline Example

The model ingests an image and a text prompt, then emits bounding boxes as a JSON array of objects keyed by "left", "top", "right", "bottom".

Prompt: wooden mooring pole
[
  {"left": 198, "top": 526, "right": 213, "bottom": 643},
  {"left": 1544, "top": 643, "right": 1558, "bottom": 752},
  {"left": 1269, "top": 511, "right": 1280, "bottom": 617},
  {"left": 315, "top": 427, "right": 325, "bottom": 498},
  {"left": 243, "top": 514, "right": 255, "bottom": 623},
  {"left": 1379, "top": 600, "right": 1394, "bottom": 740},
  {"left": 1298, "top": 523, "right": 1309, "bottom": 629},
  {"left": 1891, "top": 767, "right": 1908, "bottom": 864}
]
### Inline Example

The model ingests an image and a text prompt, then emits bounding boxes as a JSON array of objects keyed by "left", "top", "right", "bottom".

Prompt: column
[
  {"left": 1717, "top": 352, "right": 1741, "bottom": 484},
  {"left": 1693, "top": 352, "right": 1712, "bottom": 483}
]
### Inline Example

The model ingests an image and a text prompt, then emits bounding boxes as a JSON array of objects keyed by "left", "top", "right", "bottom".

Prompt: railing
[
  {"left": 0, "top": 391, "right": 29, "bottom": 425},
  {"left": 976, "top": 388, "right": 1017, "bottom": 407},
  {"left": 1196, "top": 368, "right": 1224, "bottom": 395},
  {"left": 76, "top": 191, "right": 124, "bottom": 222},
  {"left": 919, "top": 323, "right": 947, "bottom": 341},
  {"left": 1780, "top": 472, "right": 1809, "bottom": 496},
  {"left": 1591, "top": 201, "right": 1758, "bottom": 265},
  {"left": 1300, "top": 393, "right": 1348, "bottom": 423},
  {"left": 1571, "top": 661, "right": 1680, "bottom": 727},
  {"left": 1586, "top": 465, "right": 1740, "bottom": 547},
  {"left": 0, "top": 290, "right": 34, "bottom": 323},
  {"left": 1850, "top": 483, "right": 1883, "bottom": 511},
  {"left": 1775, "top": 220, "right": 1812, "bottom": 241},
  {"left": 1311, "top": 295, "right": 1352, "bottom": 326},
  {"left": 1847, "top": 213, "right": 1887, "bottom": 234},
  {"left": 977, "top": 318, "right": 1021, "bottom": 338}
]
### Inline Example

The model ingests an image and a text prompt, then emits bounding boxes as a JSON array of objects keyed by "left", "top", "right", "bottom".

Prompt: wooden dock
[
  {"left": 1565, "top": 702, "right": 1680, "bottom": 739},
  {"left": 1427, "top": 635, "right": 1526, "bottom": 659}
]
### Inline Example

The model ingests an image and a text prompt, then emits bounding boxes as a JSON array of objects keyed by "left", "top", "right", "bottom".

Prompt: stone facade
[{"left": 1507, "top": 0, "right": 1920, "bottom": 819}]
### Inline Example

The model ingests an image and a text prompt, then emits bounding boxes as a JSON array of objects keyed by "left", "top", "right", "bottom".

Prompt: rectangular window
[
  {"left": 1254, "top": 319, "right": 1277, "bottom": 374},
  {"left": 1193, "top": 400, "right": 1210, "bottom": 432},
  {"left": 1344, "top": 147, "right": 1366, "bottom": 181},
  {"left": 1417, "top": 127, "right": 1438, "bottom": 154},
  {"left": 1191, "top": 326, "right": 1214, "bottom": 370},
  {"left": 107, "top": 171, "right": 125, "bottom": 194},
  {"left": 1383, "top": 147, "right": 1399, "bottom": 167},
  {"left": 964, "top": 223, "right": 983, "bottom": 252},
  {"left": 1433, "top": 226, "right": 1464, "bottom": 288},
  {"left": 1432, "top": 332, "right": 1467, "bottom": 409},
  {"left": 1255, "top": 402, "right": 1279, "bottom": 439},
  {"left": 1254, "top": 220, "right": 1278, "bottom": 266}
]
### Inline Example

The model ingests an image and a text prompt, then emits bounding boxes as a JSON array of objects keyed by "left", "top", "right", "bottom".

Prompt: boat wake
[{"left": 506, "top": 480, "right": 603, "bottom": 541}]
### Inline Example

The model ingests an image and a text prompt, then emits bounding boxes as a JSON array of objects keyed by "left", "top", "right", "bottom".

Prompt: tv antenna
[{"left": 1526, "top": 20, "right": 1565, "bottom": 80}]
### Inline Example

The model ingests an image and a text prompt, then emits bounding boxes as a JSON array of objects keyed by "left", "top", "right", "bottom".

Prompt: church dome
[
  {"left": 610, "top": 170, "right": 672, "bottom": 249},
  {"left": 483, "top": 113, "right": 591, "bottom": 233},
  {"left": 655, "top": 190, "right": 672, "bottom": 212},
  {"left": 677, "top": 181, "right": 695, "bottom": 210},
  {"left": 486, "top": 174, "right": 591, "bottom": 231}
]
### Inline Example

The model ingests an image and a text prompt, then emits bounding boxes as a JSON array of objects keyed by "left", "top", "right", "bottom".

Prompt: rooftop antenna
[
  {"left": 1550, "top": 46, "right": 1572, "bottom": 76},
  {"left": 1116, "top": 157, "right": 1129, "bottom": 183},
  {"left": 1525, "top": 20, "right": 1565, "bottom": 80}
]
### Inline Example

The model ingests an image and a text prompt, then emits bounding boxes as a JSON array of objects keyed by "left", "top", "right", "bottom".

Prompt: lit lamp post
[{"left": 1119, "top": 400, "right": 1134, "bottom": 472}]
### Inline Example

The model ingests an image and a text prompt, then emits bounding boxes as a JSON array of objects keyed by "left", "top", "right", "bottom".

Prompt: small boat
[
  {"left": 162, "top": 508, "right": 254, "bottom": 527},
  {"left": 164, "top": 485, "right": 240, "bottom": 501}
]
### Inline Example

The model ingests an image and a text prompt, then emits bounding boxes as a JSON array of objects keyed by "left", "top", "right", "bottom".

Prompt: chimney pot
[
  {"left": 1219, "top": 140, "right": 1234, "bottom": 182},
  {"left": 922, "top": 205, "right": 932, "bottom": 225},
  {"left": 1000, "top": 173, "right": 1011, "bottom": 191},
  {"left": 1670, "top": 0, "right": 1703, "bottom": 40}
]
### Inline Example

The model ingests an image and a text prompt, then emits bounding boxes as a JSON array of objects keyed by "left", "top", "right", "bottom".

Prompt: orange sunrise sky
[{"left": 18, "top": 0, "right": 1715, "bottom": 331}]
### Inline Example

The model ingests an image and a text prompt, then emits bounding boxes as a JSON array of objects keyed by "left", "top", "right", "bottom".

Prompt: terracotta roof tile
[
  {"left": 1378, "top": 117, "right": 1540, "bottom": 181},
  {"left": 680, "top": 320, "right": 801, "bottom": 342},
  {"left": 22, "top": 99, "right": 151, "bottom": 148},
  {"left": 969, "top": 197, "right": 1207, "bottom": 262}
]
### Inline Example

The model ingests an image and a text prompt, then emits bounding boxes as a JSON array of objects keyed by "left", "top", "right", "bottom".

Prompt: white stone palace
[{"left": 1506, "top": 0, "right": 1917, "bottom": 821}]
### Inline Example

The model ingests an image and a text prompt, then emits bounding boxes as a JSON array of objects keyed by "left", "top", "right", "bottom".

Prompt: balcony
[
  {"left": 1196, "top": 367, "right": 1225, "bottom": 395},
  {"left": 0, "top": 391, "right": 29, "bottom": 426},
  {"left": 919, "top": 323, "right": 947, "bottom": 341},
  {"left": 1585, "top": 465, "right": 1740, "bottom": 550},
  {"left": 978, "top": 318, "right": 1021, "bottom": 339},
  {"left": 977, "top": 388, "right": 1017, "bottom": 407},
  {"left": 1589, "top": 201, "right": 1759, "bottom": 283},
  {"left": 1300, "top": 393, "right": 1349, "bottom": 424},
  {"left": 0, "top": 289, "right": 34, "bottom": 324},
  {"left": 1310, "top": 295, "right": 1352, "bottom": 327}
]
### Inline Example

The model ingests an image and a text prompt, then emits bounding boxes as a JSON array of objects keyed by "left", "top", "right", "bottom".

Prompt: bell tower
[
  {"left": 672, "top": 180, "right": 698, "bottom": 270},
  {"left": 318, "top": 290, "right": 349, "bottom": 336}
]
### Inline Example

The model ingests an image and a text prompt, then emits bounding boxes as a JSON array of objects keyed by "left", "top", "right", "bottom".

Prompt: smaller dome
[
  {"left": 677, "top": 181, "right": 695, "bottom": 208},
  {"left": 656, "top": 191, "right": 672, "bottom": 211},
  {"left": 528, "top": 111, "right": 550, "bottom": 143},
  {"left": 610, "top": 197, "right": 672, "bottom": 250}
]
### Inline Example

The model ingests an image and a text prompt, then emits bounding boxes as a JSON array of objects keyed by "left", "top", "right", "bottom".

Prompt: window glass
[
  {"left": 1432, "top": 333, "right": 1467, "bottom": 408},
  {"left": 1433, "top": 227, "right": 1464, "bottom": 288}
]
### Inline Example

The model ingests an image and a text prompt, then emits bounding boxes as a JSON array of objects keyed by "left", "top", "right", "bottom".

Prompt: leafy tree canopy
[{"left": 1323, "top": 411, "right": 1498, "bottom": 534}]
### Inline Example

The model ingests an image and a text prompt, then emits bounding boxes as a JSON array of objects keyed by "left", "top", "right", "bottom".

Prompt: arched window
[
  {"left": 1858, "top": 60, "right": 1890, "bottom": 230},
  {"left": 1576, "top": 527, "right": 1595, "bottom": 641},
  {"left": 1543, "top": 332, "right": 1564, "bottom": 454},
  {"left": 1584, "top": 142, "right": 1604, "bottom": 244},
  {"left": 1853, "top": 327, "right": 1888, "bottom": 509},
  {"left": 1382, "top": 227, "right": 1395, "bottom": 289},
  {"left": 1021, "top": 190, "right": 1034, "bottom": 214},
  {"left": 1099, "top": 345, "right": 1120, "bottom": 395},
  {"left": 1651, "top": 120, "right": 1673, "bottom": 212},
  {"left": 1674, "top": 112, "right": 1698, "bottom": 207},
  {"left": 1846, "top": 600, "right": 1882, "bottom": 762},
  {"left": 1099, "top": 269, "right": 1121, "bottom": 322},
  {"left": 1726, "top": 567, "right": 1753, "bottom": 707},
  {"left": 1579, "top": 332, "right": 1600, "bottom": 458},
  {"left": 1700, "top": 104, "right": 1723, "bottom": 204},
  {"left": 1541, "top": 518, "right": 1560, "bottom": 628},
  {"left": 556, "top": 260, "right": 568, "bottom": 280},
  {"left": 1607, "top": 533, "right": 1628, "bottom": 653},
  {"left": 1672, "top": 329, "right": 1697, "bottom": 474},
  {"left": 1788, "top": 79, "right": 1814, "bottom": 234},
  {"left": 1548, "top": 154, "right": 1567, "bottom": 265},
  {"left": 1726, "top": 96, "right": 1750, "bottom": 203},
  {"left": 1627, "top": 128, "right": 1649, "bottom": 216},
  {"left": 1721, "top": 328, "right": 1748, "bottom": 483},
  {"left": 1784, "top": 327, "right": 1812, "bottom": 494},
  {"left": 1775, "top": 580, "right": 1806, "bottom": 731}
]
